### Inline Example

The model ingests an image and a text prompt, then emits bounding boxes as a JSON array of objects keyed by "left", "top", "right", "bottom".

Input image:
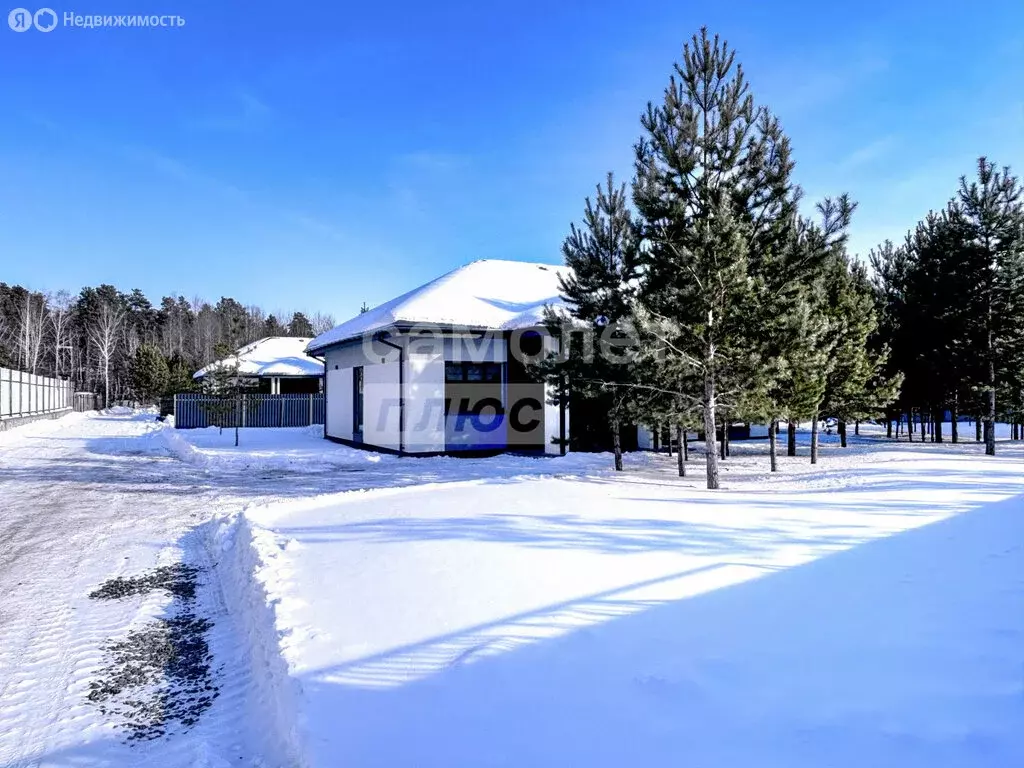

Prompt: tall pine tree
[
  {"left": 633, "top": 28, "right": 788, "bottom": 489},
  {"left": 957, "top": 158, "right": 1024, "bottom": 455}
]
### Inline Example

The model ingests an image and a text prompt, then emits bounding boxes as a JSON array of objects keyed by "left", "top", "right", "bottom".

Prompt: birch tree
[{"left": 89, "top": 302, "right": 125, "bottom": 407}]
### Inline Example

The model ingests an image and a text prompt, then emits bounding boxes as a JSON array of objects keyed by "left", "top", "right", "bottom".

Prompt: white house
[
  {"left": 193, "top": 337, "right": 324, "bottom": 394},
  {"left": 306, "top": 260, "right": 570, "bottom": 456}
]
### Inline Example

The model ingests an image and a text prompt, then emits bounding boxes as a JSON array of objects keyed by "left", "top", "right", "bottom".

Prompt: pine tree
[
  {"left": 263, "top": 314, "right": 286, "bottom": 337},
  {"left": 164, "top": 354, "right": 195, "bottom": 396},
  {"left": 633, "top": 28, "right": 783, "bottom": 489},
  {"left": 818, "top": 252, "right": 901, "bottom": 449},
  {"left": 129, "top": 343, "right": 169, "bottom": 403},
  {"left": 542, "top": 172, "right": 642, "bottom": 471},
  {"left": 957, "top": 158, "right": 1024, "bottom": 456},
  {"left": 289, "top": 311, "right": 315, "bottom": 337}
]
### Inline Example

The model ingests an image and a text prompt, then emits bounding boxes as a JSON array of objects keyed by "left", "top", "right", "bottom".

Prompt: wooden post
[{"left": 308, "top": 393, "right": 314, "bottom": 426}]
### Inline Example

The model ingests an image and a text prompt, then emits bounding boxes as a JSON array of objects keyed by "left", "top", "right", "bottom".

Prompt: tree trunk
[
  {"left": 667, "top": 425, "right": 673, "bottom": 456},
  {"left": 935, "top": 415, "right": 943, "bottom": 443},
  {"left": 652, "top": 424, "right": 660, "bottom": 452},
  {"left": 907, "top": 411, "right": 913, "bottom": 442},
  {"left": 810, "top": 412, "right": 819, "bottom": 464},
  {"left": 951, "top": 396, "right": 959, "bottom": 444},
  {"left": 886, "top": 418, "right": 892, "bottom": 439},
  {"left": 975, "top": 415, "right": 982, "bottom": 442},
  {"left": 702, "top": 374, "right": 720, "bottom": 490},
  {"left": 676, "top": 425, "right": 684, "bottom": 477},
  {"left": 612, "top": 418, "right": 623, "bottom": 472},
  {"left": 985, "top": 357, "right": 996, "bottom": 456},
  {"left": 839, "top": 419, "right": 847, "bottom": 448},
  {"left": 683, "top": 431, "right": 688, "bottom": 462},
  {"left": 769, "top": 419, "right": 778, "bottom": 472},
  {"left": 787, "top": 420, "right": 796, "bottom": 456},
  {"left": 920, "top": 411, "right": 926, "bottom": 441},
  {"left": 719, "top": 416, "right": 726, "bottom": 461},
  {"left": 855, "top": 419, "right": 860, "bottom": 436}
]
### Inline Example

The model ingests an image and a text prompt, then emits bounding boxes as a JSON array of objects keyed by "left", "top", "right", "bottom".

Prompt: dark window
[
  {"left": 280, "top": 377, "right": 320, "bottom": 394},
  {"left": 517, "top": 330, "right": 543, "bottom": 358},
  {"left": 445, "top": 362, "right": 502, "bottom": 383},
  {"left": 353, "top": 366, "right": 363, "bottom": 437}
]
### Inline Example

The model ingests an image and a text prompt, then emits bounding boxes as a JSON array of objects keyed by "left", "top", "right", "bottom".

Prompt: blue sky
[{"left": 1, "top": 1, "right": 1021, "bottom": 320}]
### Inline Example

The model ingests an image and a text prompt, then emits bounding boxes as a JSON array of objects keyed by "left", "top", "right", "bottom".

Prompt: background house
[
  {"left": 307, "top": 260, "right": 570, "bottom": 456},
  {"left": 193, "top": 337, "right": 323, "bottom": 394}
]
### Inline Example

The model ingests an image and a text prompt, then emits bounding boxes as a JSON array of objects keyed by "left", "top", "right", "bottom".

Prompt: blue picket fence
[{"left": 173, "top": 393, "right": 325, "bottom": 429}]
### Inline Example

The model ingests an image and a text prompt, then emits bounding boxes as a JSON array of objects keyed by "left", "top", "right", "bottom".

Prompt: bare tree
[
  {"left": 89, "top": 302, "right": 125, "bottom": 408},
  {"left": 311, "top": 311, "right": 336, "bottom": 335},
  {"left": 47, "top": 290, "right": 74, "bottom": 378},
  {"left": 16, "top": 291, "right": 47, "bottom": 373}
]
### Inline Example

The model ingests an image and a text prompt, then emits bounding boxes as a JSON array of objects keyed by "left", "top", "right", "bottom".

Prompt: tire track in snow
[{"left": 0, "top": 414, "right": 276, "bottom": 766}]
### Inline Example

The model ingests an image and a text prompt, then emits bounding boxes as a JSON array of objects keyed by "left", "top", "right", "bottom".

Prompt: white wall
[
  {"left": 324, "top": 345, "right": 369, "bottom": 442},
  {"left": 325, "top": 367, "right": 352, "bottom": 441},
  {"left": 404, "top": 350, "right": 445, "bottom": 453},
  {"left": 363, "top": 361, "right": 401, "bottom": 450}
]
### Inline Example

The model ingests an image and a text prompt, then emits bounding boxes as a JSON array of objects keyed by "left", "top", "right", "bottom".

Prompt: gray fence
[
  {"left": 1, "top": 366, "right": 74, "bottom": 420},
  {"left": 74, "top": 392, "right": 101, "bottom": 412},
  {"left": 174, "top": 393, "right": 325, "bottom": 429}
]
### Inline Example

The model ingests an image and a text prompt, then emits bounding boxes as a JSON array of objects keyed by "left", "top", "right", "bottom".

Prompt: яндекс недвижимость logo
[
  {"left": 7, "top": 8, "right": 184, "bottom": 31},
  {"left": 8, "top": 7, "right": 56, "bottom": 31}
]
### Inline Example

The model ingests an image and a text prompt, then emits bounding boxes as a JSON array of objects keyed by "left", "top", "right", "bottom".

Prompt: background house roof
[
  {"left": 307, "top": 259, "right": 569, "bottom": 353},
  {"left": 193, "top": 337, "right": 324, "bottom": 379}
]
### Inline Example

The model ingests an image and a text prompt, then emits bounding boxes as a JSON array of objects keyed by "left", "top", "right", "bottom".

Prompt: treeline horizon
[{"left": 0, "top": 282, "right": 341, "bottom": 403}]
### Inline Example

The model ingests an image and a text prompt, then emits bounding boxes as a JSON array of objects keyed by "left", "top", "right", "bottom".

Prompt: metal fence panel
[
  {"left": 173, "top": 393, "right": 325, "bottom": 429},
  {"left": 0, "top": 367, "right": 74, "bottom": 420}
]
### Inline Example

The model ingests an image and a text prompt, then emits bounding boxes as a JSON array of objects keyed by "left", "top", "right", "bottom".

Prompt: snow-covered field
[
  {"left": 220, "top": 427, "right": 1024, "bottom": 767},
  {"left": 1, "top": 412, "right": 1022, "bottom": 767}
]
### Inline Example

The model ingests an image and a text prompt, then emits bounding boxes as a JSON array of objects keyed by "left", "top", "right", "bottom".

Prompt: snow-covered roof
[
  {"left": 193, "top": 337, "right": 324, "bottom": 379},
  {"left": 307, "top": 259, "right": 569, "bottom": 354}
]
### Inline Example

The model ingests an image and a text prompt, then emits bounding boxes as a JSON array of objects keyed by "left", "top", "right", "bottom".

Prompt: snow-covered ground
[
  {"left": 0, "top": 411, "right": 292, "bottom": 767},
  {"left": 221, "top": 430, "right": 1024, "bottom": 767},
  {"left": 1, "top": 412, "right": 1022, "bottom": 767},
  {"left": 162, "top": 424, "right": 613, "bottom": 489}
]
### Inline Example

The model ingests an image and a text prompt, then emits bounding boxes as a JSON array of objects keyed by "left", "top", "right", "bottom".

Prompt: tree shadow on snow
[{"left": 293, "top": 491, "right": 1024, "bottom": 767}]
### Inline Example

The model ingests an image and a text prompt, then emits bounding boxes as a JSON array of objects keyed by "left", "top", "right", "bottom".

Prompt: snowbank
[
  {"left": 160, "top": 425, "right": 392, "bottom": 472},
  {"left": 210, "top": 514, "right": 307, "bottom": 768},
  {"left": 160, "top": 422, "right": 621, "bottom": 483}
]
